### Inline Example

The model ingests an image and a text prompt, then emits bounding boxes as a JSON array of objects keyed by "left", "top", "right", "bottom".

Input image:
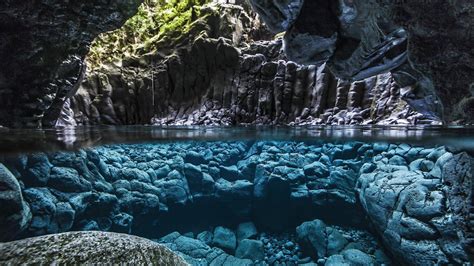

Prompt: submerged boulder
[
  {"left": 0, "top": 231, "right": 187, "bottom": 265},
  {"left": 235, "top": 239, "right": 264, "bottom": 261},
  {"left": 213, "top": 226, "right": 237, "bottom": 253},
  {"left": 296, "top": 219, "right": 347, "bottom": 260},
  {"left": 0, "top": 164, "right": 31, "bottom": 241}
]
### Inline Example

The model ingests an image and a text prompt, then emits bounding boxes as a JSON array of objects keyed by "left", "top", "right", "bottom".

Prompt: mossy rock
[{"left": 0, "top": 231, "right": 188, "bottom": 265}]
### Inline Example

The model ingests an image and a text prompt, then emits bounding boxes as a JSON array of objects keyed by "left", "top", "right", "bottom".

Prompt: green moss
[{"left": 88, "top": 0, "right": 213, "bottom": 69}]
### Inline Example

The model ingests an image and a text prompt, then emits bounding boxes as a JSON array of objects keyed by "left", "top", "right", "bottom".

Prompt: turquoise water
[{"left": 0, "top": 126, "right": 472, "bottom": 265}]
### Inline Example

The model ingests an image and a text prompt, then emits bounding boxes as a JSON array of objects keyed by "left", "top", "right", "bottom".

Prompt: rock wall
[
  {"left": 389, "top": 0, "right": 474, "bottom": 123},
  {"left": 72, "top": 38, "right": 431, "bottom": 126},
  {"left": 0, "top": 0, "right": 143, "bottom": 127},
  {"left": 0, "top": 1, "right": 471, "bottom": 126},
  {"left": 248, "top": 0, "right": 474, "bottom": 124},
  {"left": 0, "top": 141, "right": 471, "bottom": 264}
]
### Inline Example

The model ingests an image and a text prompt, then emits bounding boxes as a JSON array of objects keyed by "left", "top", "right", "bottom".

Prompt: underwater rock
[
  {"left": 213, "top": 226, "right": 237, "bottom": 253},
  {"left": 0, "top": 231, "right": 187, "bottom": 265},
  {"left": 0, "top": 141, "right": 470, "bottom": 264},
  {"left": 296, "top": 219, "right": 347, "bottom": 260},
  {"left": 22, "top": 153, "right": 52, "bottom": 186},
  {"left": 0, "top": 164, "right": 31, "bottom": 241},
  {"left": 325, "top": 249, "right": 374, "bottom": 266},
  {"left": 48, "top": 167, "right": 92, "bottom": 192},
  {"left": 236, "top": 221, "right": 258, "bottom": 241},
  {"left": 197, "top": 231, "right": 214, "bottom": 246},
  {"left": 160, "top": 232, "right": 253, "bottom": 265},
  {"left": 357, "top": 148, "right": 473, "bottom": 264},
  {"left": 235, "top": 239, "right": 265, "bottom": 261}
]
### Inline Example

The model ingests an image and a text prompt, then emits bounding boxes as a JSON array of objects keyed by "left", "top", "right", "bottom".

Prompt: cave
[{"left": 0, "top": 0, "right": 473, "bottom": 265}]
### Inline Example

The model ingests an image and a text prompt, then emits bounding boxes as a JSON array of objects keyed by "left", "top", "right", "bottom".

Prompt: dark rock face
[
  {"left": 389, "top": 0, "right": 474, "bottom": 123},
  {"left": 249, "top": 0, "right": 474, "bottom": 123},
  {"left": 0, "top": 0, "right": 143, "bottom": 127},
  {"left": 0, "top": 141, "right": 471, "bottom": 264},
  {"left": 73, "top": 38, "right": 433, "bottom": 125},
  {"left": 0, "top": 163, "right": 31, "bottom": 241}
]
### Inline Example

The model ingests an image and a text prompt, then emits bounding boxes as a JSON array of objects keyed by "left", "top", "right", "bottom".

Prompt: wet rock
[
  {"left": 235, "top": 239, "right": 264, "bottom": 261},
  {"left": 111, "top": 213, "right": 133, "bottom": 234},
  {"left": 326, "top": 249, "right": 374, "bottom": 266},
  {"left": 197, "top": 231, "right": 214, "bottom": 246},
  {"left": 0, "top": 164, "right": 31, "bottom": 241},
  {"left": 23, "top": 153, "right": 52, "bottom": 186},
  {"left": 303, "top": 161, "right": 329, "bottom": 178},
  {"left": 237, "top": 222, "right": 258, "bottom": 241},
  {"left": 0, "top": 0, "right": 143, "bottom": 127},
  {"left": 213, "top": 226, "right": 237, "bottom": 253},
  {"left": 48, "top": 167, "right": 92, "bottom": 192},
  {"left": 0, "top": 231, "right": 187, "bottom": 265},
  {"left": 161, "top": 232, "right": 252, "bottom": 265},
  {"left": 219, "top": 165, "right": 242, "bottom": 181},
  {"left": 357, "top": 150, "right": 472, "bottom": 264},
  {"left": 154, "top": 170, "right": 190, "bottom": 205},
  {"left": 184, "top": 151, "right": 207, "bottom": 165},
  {"left": 23, "top": 188, "right": 58, "bottom": 235},
  {"left": 296, "top": 219, "right": 327, "bottom": 259}
]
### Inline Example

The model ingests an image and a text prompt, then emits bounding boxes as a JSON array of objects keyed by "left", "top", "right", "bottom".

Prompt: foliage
[{"left": 88, "top": 0, "right": 212, "bottom": 68}]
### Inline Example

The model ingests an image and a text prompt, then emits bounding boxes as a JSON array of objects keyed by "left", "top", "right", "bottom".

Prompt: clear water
[{"left": 0, "top": 126, "right": 472, "bottom": 265}]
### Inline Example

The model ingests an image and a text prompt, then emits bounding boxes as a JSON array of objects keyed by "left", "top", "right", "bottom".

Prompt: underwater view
[
  {"left": 0, "top": 126, "right": 473, "bottom": 265},
  {"left": 1, "top": 0, "right": 473, "bottom": 265}
]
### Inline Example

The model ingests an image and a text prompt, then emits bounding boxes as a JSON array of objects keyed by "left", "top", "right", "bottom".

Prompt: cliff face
[
  {"left": 248, "top": 0, "right": 474, "bottom": 124},
  {"left": 69, "top": 2, "right": 433, "bottom": 126},
  {"left": 72, "top": 38, "right": 429, "bottom": 126},
  {"left": 0, "top": 0, "right": 143, "bottom": 127},
  {"left": 390, "top": 0, "right": 474, "bottom": 123}
]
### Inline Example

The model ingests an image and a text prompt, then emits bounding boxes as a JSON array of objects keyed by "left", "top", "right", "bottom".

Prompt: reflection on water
[{"left": 0, "top": 125, "right": 474, "bottom": 153}]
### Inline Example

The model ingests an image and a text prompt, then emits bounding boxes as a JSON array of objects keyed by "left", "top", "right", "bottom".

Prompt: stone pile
[{"left": 0, "top": 140, "right": 471, "bottom": 264}]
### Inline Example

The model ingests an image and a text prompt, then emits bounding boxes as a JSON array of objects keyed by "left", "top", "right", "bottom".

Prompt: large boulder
[
  {"left": 160, "top": 232, "right": 253, "bottom": 265},
  {"left": 325, "top": 249, "right": 374, "bottom": 266},
  {"left": 296, "top": 219, "right": 347, "bottom": 260},
  {"left": 357, "top": 151, "right": 472, "bottom": 264},
  {"left": 235, "top": 239, "right": 264, "bottom": 261},
  {"left": 48, "top": 167, "right": 92, "bottom": 192},
  {"left": 236, "top": 222, "right": 258, "bottom": 241},
  {"left": 213, "top": 226, "right": 237, "bottom": 253},
  {"left": 0, "top": 164, "right": 31, "bottom": 241},
  {"left": 0, "top": 231, "right": 187, "bottom": 265}
]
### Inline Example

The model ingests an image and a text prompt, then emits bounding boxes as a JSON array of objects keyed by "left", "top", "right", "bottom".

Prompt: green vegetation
[{"left": 88, "top": 0, "right": 212, "bottom": 68}]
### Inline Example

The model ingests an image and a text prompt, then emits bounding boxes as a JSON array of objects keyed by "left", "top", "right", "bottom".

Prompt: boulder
[
  {"left": 213, "top": 226, "right": 237, "bottom": 253},
  {"left": 340, "top": 249, "right": 375, "bottom": 265},
  {"left": 23, "top": 188, "right": 58, "bottom": 234},
  {"left": 48, "top": 167, "right": 92, "bottom": 192},
  {"left": 23, "top": 153, "right": 52, "bottom": 186},
  {"left": 235, "top": 239, "right": 264, "bottom": 261},
  {"left": 0, "top": 231, "right": 187, "bottom": 265},
  {"left": 303, "top": 162, "right": 329, "bottom": 178},
  {"left": 296, "top": 219, "right": 327, "bottom": 259},
  {"left": 196, "top": 231, "right": 213, "bottom": 246},
  {"left": 236, "top": 222, "right": 258, "bottom": 241},
  {"left": 219, "top": 165, "right": 242, "bottom": 181},
  {"left": 325, "top": 249, "right": 374, "bottom": 266},
  {"left": 184, "top": 151, "right": 206, "bottom": 165},
  {"left": 0, "top": 164, "right": 31, "bottom": 241}
]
